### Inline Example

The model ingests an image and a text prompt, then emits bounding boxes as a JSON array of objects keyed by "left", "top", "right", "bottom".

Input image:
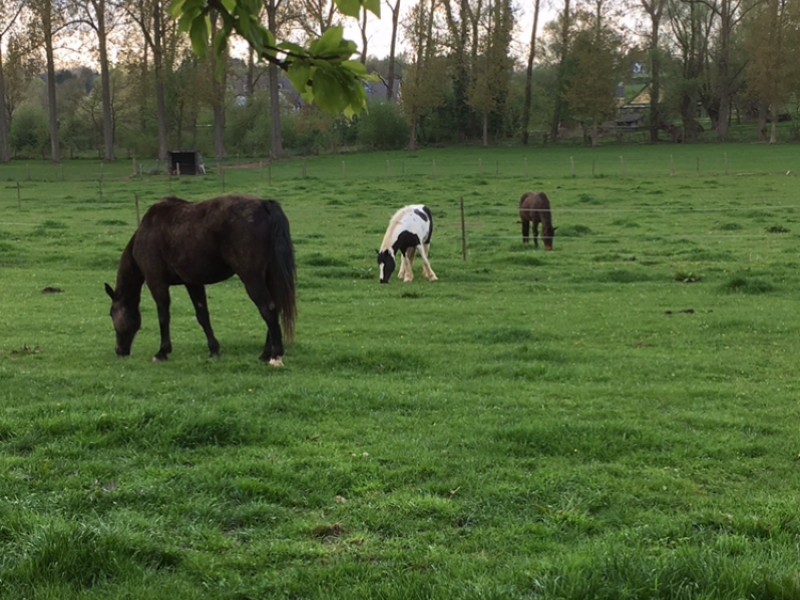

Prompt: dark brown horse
[
  {"left": 105, "top": 194, "right": 296, "bottom": 366},
  {"left": 519, "top": 191, "right": 556, "bottom": 250}
]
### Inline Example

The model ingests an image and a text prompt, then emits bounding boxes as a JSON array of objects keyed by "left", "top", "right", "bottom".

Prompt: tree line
[{"left": 1, "top": 0, "right": 798, "bottom": 164}]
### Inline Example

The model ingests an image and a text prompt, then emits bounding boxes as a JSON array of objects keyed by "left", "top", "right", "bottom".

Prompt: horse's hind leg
[
  {"left": 241, "top": 276, "right": 284, "bottom": 366},
  {"left": 532, "top": 219, "right": 540, "bottom": 248},
  {"left": 402, "top": 247, "right": 416, "bottom": 282},
  {"left": 186, "top": 284, "right": 220, "bottom": 358},
  {"left": 521, "top": 219, "right": 530, "bottom": 243},
  {"left": 418, "top": 244, "right": 437, "bottom": 281}
]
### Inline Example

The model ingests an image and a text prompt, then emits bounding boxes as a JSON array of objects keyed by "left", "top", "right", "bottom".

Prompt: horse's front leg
[
  {"left": 149, "top": 285, "right": 173, "bottom": 362},
  {"left": 242, "top": 279, "right": 285, "bottom": 366},
  {"left": 186, "top": 284, "right": 220, "bottom": 358}
]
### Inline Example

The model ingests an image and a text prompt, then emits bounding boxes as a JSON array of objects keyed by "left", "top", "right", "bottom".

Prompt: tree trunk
[
  {"left": 715, "top": 0, "right": 732, "bottom": 141},
  {"left": 43, "top": 2, "right": 61, "bottom": 162},
  {"left": 266, "top": 0, "right": 283, "bottom": 159},
  {"left": 549, "top": 0, "right": 570, "bottom": 143},
  {"left": 521, "top": 0, "right": 540, "bottom": 145},
  {"left": 153, "top": 1, "right": 168, "bottom": 162},
  {"left": 96, "top": 0, "right": 115, "bottom": 161},
  {"left": 386, "top": 0, "right": 400, "bottom": 100},
  {"left": 0, "top": 43, "right": 9, "bottom": 162},
  {"left": 408, "top": 115, "right": 417, "bottom": 151},
  {"left": 210, "top": 9, "right": 226, "bottom": 161}
]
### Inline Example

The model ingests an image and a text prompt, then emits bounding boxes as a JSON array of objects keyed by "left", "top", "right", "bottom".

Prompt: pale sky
[{"left": 343, "top": 0, "right": 558, "bottom": 61}]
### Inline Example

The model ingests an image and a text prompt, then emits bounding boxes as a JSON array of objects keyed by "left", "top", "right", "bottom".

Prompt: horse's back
[
  {"left": 519, "top": 191, "right": 550, "bottom": 212},
  {"left": 133, "top": 195, "right": 287, "bottom": 285},
  {"left": 382, "top": 204, "right": 433, "bottom": 250}
]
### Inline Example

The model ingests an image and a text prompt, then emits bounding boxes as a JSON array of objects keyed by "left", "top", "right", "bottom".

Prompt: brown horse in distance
[
  {"left": 105, "top": 194, "right": 296, "bottom": 366},
  {"left": 519, "top": 191, "right": 556, "bottom": 250}
]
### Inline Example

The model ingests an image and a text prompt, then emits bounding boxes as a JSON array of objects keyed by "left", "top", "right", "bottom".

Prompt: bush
[
  {"left": 357, "top": 101, "right": 409, "bottom": 150},
  {"left": 9, "top": 105, "right": 50, "bottom": 159}
]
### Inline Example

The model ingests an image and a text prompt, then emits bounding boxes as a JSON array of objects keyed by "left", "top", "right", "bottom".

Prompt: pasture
[{"left": 1, "top": 144, "right": 800, "bottom": 599}]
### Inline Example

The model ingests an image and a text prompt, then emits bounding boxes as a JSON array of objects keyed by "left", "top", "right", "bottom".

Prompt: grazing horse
[
  {"left": 377, "top": 204, "right": 438, "bottom": 284},
  {"left": 519, "top": 191, "right": 556, "bottom": 250},
  {"left": 105, "top": 194, "right": 296, "bottom": 367}
]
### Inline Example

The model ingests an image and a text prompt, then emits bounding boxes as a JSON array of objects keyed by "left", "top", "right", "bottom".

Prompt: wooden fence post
[{"left": 460, "top": 196, "right": 467, "bottom": 262}]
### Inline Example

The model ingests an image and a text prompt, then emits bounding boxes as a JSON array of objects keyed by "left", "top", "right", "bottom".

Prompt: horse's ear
[{"left": 105, "top": 283, "right": 115, "bottom": 299}]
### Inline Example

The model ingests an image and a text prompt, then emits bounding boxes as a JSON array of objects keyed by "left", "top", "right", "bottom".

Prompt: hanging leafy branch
[{"left": 168, "top": 0, "right": 380, "bottom": 117}]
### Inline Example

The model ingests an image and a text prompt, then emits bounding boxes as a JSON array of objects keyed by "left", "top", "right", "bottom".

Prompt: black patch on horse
[
  {"left": 393, "top": 230, "right": 421, "bottom": 254},
  {"left": 414, "top": 208, "right": 428, "bottom": 222}
]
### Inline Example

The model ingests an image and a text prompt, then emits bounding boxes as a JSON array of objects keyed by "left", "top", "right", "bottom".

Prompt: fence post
[
  {"left": 460, "top": 196, "right": 467, "bottom": 262},
  {"left": 135, "top": 194, "right": 141, "bottom": 226}
]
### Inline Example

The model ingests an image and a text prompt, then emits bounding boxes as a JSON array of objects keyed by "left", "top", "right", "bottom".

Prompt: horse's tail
[
  {"left": 422, "top": 205, "right": 433, "bottom": 243},
  {"left": 262, "top": 200, "right": 297, "bottom": 342}
]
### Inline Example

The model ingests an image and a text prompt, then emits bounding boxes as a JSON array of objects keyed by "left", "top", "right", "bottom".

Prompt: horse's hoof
[
  {"left": 268, "top": 357, "right": 284, "bottom": 367},
  {"left": 152, "top": 355, "right": 168, "bottom": 363}
]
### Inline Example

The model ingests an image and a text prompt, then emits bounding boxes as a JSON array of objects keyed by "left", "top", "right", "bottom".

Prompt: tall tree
[
  {"left": 468, "top": 0, "right": 514, "bottom": 146},
  {"left": 668, "top": 0, "right": 713, "bottom": 141},
  {"left": 521, "top": 0, "right": 541, "bottom": 145},
  {"left": 402, "top": 0, "right": 447, "bottom": 149},
  {"left": 209, "top": 9, "right": 227, "bottom": 160},
  {"left": 742, "top": 0, "right": 798, "bottom": 142},
  {"left": 549, "top": 0, "right": 571, "bottom": 143},
  {"left": 639, "top": 0, "right": 668, "bottom": 142},
  {"left": 384, "top": 0, "right": 401, "bottom": 100},
  {"left": 264, "top": 0, "right": 286, "bottom": 158},
  {"left": 129, "top": 0, "right": 176, "bottom": 162},
  {"left": 561, "top": 0, "right": 626, "bottom": 145},
  {"left": 0, "top": 1, "right": 25, "bottom": 162},
  {"left": 27, "top": 0, "right": 67, "bottom": 162},
  {"left": 358, "top": 4, "right": 369, "bottom": 62},
  {"left": 442, "top": 0, "right": 481, "bottom": 140},
  {"left": 695, "top": 0, "right": 752, "bottom": 139},
  {"left": 71, "top": 0, "right": 117, "bottom": 160}
]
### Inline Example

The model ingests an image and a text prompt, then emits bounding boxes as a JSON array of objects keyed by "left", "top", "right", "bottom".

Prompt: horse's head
[
  {"left": 105, "top": 283, "right": 141, "bottom": 356},
  {"left": 543, "top": 225, "right": 557, "bottom": 251},
  {"left": 377, "top": 249, "right": 395, "bottom": 283}
]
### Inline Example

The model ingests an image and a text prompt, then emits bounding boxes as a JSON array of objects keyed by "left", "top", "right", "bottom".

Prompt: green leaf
[
  {"left": 334, "top": 0, "right": 380, "bottom": 17},
  {"left": 362, "top": 0, "right": 381, "bottom": 17},
  {"left": 335, "top": 0, "right": 361, "bottom": 18},
  {"left": 309, "top": 26, "right": 345, "bottom": 57},
  {"left": 287, "top": 61, "right": 313, "bottom": 100},
  {"left": 188, "top": 14, "right": 211, "bottom": 58}
]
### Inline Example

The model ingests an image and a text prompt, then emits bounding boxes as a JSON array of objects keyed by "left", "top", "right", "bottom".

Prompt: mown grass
[{"left": 2, "top": 143, "right": 800, "bottom": 598}]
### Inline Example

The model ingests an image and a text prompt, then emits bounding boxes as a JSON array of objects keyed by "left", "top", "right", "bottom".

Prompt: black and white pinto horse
[{"left": 377, "top": 205, "right": 438, "bottom": 284}]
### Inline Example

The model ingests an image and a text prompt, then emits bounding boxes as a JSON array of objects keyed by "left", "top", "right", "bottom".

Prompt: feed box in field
[{"left": 169, "top": 151, "right": 206, "bottom": 175}]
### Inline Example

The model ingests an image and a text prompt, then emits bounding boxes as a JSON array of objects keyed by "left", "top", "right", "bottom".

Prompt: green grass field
[{"left": 2, "top": 143, "right": 800, "bottom": 599}]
